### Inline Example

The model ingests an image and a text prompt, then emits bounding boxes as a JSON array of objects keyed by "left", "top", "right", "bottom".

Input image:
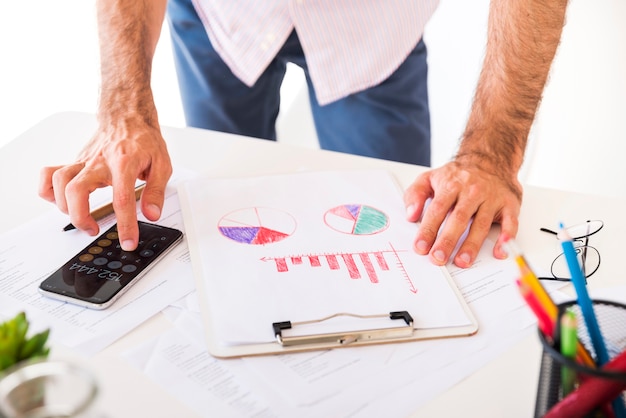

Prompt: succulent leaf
[{"left": 0, "top": 312, "right": 50, "bottom": 372}]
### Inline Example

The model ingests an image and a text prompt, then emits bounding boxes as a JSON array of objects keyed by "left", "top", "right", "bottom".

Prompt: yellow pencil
[
  {"left": 505, "top": 237, "right": 595, "bottom": 367},
  {"left": 508, "top": 239, "right": 558, "bottom": 319}
]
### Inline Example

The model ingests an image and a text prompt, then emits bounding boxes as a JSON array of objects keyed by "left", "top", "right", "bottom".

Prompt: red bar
[
  {"left": 341, "top": 254, "right": 361, "bottom": 279},
  {"left": 274, "top": 258, "right": 288, "bottom": 272},
  {"left": 359, "top": 253, "right": 378, "bottom": 283},
  {"left": 374, "top": 251, "right": 389, "bottom": 270},
  {"left": 309, "top": 255, "right": 321, "bottom": 267},
  {"left": 326, "top": 254, "right": 340, "bottom": 270}
]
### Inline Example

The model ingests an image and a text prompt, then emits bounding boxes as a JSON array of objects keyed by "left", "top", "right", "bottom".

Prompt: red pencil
[
  {"left": 544, "top": 348, "right": 626, "bottom": 417},
  {"left": 516, "top": 279, "right": 554, "bottom": 338},
  {"left": 506, "top": 237, "right": 595, "bottom": 366}
]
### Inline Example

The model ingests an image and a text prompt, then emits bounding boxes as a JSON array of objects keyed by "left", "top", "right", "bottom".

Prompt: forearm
[
  {"left": 458, "top": 0, "right": 569, "bottom": 181},
  {"left": 96, "top": 0, "right": 167, "bottom": 127}
]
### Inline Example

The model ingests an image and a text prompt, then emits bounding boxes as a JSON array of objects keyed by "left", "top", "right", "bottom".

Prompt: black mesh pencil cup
[{"left": 534, "top": 300, "right": 626, "bottom": 417}]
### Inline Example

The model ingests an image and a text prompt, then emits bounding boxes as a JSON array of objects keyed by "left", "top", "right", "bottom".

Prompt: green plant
[{"left": 0, "top": 312, "right": 50, "bottom": 372}]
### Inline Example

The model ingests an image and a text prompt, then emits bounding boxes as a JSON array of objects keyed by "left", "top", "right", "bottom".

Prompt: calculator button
[
  {"left": 88, "top": 246, "right": 104, "bottom": 255},
  {"left": 139, "top": 249, "right": 155, "bottom": 258},
  {"left": 79, "top": 254, "right": 94, "bottom": 262},
  {"left": 93, "top": 257, "right": 108, "bottom": 266},
  {"left": 122, "top": 265, "right": 137, "bottom": 273},
  {"left": 107, "top": 261, "right": 123, "bottom": 269}
]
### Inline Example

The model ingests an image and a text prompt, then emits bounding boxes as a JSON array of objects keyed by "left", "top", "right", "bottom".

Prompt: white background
[{"left": 1, "top": 0, "right": 625, "bottom": 197}]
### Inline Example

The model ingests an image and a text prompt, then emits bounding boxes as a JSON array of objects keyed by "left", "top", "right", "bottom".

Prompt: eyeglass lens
[
  {"left": 551, "top": 245, "right": 601, "bottom": 280},
  {"left": 561, "top": 220, "right": 603, "bottom": 240}
]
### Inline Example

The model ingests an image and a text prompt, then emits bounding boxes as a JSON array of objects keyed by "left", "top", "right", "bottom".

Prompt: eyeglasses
[{"left": 538, "top": 220, "right": 603, "bottom": 282}]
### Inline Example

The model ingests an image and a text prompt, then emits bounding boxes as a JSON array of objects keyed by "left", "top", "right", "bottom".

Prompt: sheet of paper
[
  {"left": 179, "top": 169, "right": 473, "bottom": 345},
  {"left": 345, "top": 308, "right": 537, "bottom": 418},
  {"left": 0, "top": 169, "right": 196, "bottom": 355},
  {"left": 122, "top": 310, "right": 282, "bottom": 418},
  {"left": 122, "top": 241, "right": 566, "bottom": 416},
  {"left": 238, "top": 240, "right": 523, "bottom": 407},
  {"left": 123, "top": 306, "right": 528, "bottom": 417}
]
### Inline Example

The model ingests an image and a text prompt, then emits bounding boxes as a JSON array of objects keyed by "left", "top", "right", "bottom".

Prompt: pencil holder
[{"left": 534, "top": 300, "right": 626, "bottom": 418}]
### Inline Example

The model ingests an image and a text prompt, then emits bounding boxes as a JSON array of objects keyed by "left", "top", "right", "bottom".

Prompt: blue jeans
[{"left": 167, "top": 0, "right": 431, "bottom": 166}]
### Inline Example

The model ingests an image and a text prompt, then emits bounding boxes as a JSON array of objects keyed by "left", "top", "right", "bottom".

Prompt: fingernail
[
  {"left": 495, "top": 245, "right": 508, "bottom": 259},
  {"left": 406, "top": 204, "right": 417, "bottom": 219},
  {"left": 121, "top": 240, "right": 135, "bottom": 251},
  {"left": 433, "top": 249, "right": 446, "bottom": 263},
  {"left": 416, "top": 240, "right": 429, "bottom": 253},
  {"left": 147, "top": 204, "right": 161, "bottom": 218},
  {"left": 457, "top": 252, "right": 471, "bottom": 266}
]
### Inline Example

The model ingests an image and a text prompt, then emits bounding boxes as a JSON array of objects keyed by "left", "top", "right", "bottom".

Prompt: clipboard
[{"left": 179, "top": 170, "right": 479, "bottom": 358}]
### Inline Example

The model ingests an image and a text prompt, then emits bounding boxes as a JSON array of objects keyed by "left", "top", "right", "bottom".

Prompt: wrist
[
  {"left": 97, "top": 86, "right": 159, "bottom": 129},
  {"left": 458, "top": 121, "right": 526, "bottom": 171},
  {"left": 454, "top": 145, "right": 523, "bottom": 201}
]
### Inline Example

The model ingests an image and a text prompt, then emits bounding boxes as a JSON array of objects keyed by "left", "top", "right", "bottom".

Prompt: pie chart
[
  {"left": 218, "top": 207, "right": 296, "bottom": 245},
  {"left": 324, "top": 204, "right": 389, "bottom": 235}
]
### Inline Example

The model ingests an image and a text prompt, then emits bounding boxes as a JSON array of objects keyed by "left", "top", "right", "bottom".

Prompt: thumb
[{"left": 140, "top": 181, "right": 166, "bottom": 221}]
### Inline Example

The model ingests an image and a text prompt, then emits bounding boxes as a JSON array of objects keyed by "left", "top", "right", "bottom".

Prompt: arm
[
  {"left": 404, "top": 0, "right": 569, "bottom": 267},
  {"left": 39, "top": 0, "right": 170, "bottom": 250}
]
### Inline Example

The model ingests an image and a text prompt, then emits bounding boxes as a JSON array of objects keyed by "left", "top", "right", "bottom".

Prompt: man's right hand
[
  {"left": 39, "top": 0, "right": 171, "bottom": 250},
  {"left": 38, "top": 114, "right": 172, "bottom": 251}
]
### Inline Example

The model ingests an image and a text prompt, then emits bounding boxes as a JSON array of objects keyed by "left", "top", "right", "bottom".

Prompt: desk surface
[{"left": 2, "top": 112, "right": 625, "bottom": 417}]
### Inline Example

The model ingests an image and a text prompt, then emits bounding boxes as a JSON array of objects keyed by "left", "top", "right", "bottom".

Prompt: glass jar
[{"left": 0, "top": 359, "right": 98, "bottom": 418}]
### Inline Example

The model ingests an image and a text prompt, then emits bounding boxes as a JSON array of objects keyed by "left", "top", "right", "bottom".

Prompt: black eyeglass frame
[{"left": 537, "top": 220, "right": 604, "bottom": 283}]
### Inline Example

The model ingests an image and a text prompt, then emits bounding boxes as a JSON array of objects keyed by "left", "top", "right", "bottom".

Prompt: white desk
[{"left": 2, "top": 112, "right": 624, "bottom": 417}]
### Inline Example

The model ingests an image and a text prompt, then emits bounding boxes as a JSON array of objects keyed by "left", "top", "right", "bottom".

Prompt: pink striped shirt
[{"left": 190, "top": 1, "right": 440, "bottom": 105}]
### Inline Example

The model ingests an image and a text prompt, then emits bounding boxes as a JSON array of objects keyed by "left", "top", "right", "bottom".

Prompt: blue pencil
[
  {"left": 559, "top": 223, "right": 626, "bottom": 417},
  {"left": 559, "top": 224, "right": 609, "bottom": 366},
  {"left": 559, "top": 223, "right": 609, "bottom": 365}
]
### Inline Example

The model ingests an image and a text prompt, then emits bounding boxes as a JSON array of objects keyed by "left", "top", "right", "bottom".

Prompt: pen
[
  {"left": 62, "top": 183, "right": 146, "bottom": 231},
  {"left": 560, "top": 308, "right": 578, "bottom": 396}
]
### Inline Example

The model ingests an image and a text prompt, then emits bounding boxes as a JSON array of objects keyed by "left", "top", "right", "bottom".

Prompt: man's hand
[
  {"left": 405, "top": 0, "right": 569, "bottom": 268},
  {"left": 38, "top": 115, "right": 172, "bottom": 251},
  {"left": 38, "top": 0, "right": 170, "bottom": 250},
  {"left": 404, "top": 157, "right": 522, "bottom": 268}
]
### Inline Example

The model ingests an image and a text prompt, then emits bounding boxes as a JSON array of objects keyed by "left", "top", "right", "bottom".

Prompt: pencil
[
  {"left": 558, "top": 223, "right": 626, "bottom": 417},
  {"left": 560, "top": 308, "right": 578, "bottom": 396},
  {"left": 507, "top": 238, "right": 558, "bottom": 319},
  {"left": 559, "top": 223, "right": 609, "bottom": 365},
  {"left": 516, "top": 279, "right": 554, "bottom": 338},
  {"left": 544, "top": 347, "right": 626, "bottom": 418},
  {"left": 504, "top": 237, "right": 595, "bottom": 367},
  {"left": 62, "top": 183, "right": 146, "bottom": 231}
]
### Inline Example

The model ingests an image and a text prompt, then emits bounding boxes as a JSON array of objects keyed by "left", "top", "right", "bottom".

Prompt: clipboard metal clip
[{"left": 272, "top": 311, "right": 414, "bottom": 347}]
